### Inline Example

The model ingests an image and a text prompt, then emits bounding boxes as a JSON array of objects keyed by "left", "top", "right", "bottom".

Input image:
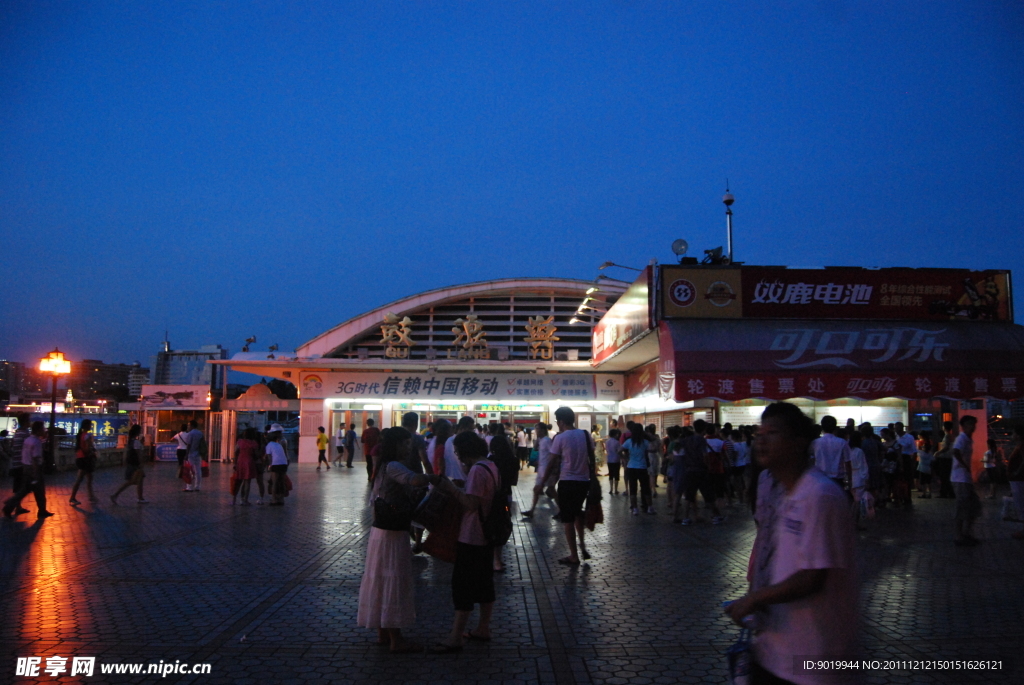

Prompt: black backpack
[{"left": 477, "top": 463, "right": 512, "bottom": 546}]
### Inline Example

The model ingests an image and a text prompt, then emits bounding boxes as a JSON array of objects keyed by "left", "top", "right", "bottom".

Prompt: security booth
[
  {"left": 219, "top": 383, "right": 300, "bottom": 464},
  {"left": 138, "top": 384, "right": 211, "bottom": 461}
]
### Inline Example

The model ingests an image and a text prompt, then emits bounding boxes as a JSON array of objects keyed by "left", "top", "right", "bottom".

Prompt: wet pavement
[{"left": 1, "top": 462, "right": 1021, "bottom": 684}]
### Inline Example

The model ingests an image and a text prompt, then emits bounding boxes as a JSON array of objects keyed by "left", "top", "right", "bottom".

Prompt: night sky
[{"left": 3, "top": 2, "right": 1022, "bottom": 369}]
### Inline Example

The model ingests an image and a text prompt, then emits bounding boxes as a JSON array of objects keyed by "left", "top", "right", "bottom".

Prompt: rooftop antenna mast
[{"left": 723, "top": 181, "right": 735, "bottom": 263}]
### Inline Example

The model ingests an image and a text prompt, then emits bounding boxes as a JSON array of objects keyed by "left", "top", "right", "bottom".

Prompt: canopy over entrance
[{"left": 659, "top": 319, "right": 1024, "bottom": 402}]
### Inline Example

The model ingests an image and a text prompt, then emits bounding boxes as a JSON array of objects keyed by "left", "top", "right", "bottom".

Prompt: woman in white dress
[{"left": 357, "top": 427, "right": 439, "bottom": 652}]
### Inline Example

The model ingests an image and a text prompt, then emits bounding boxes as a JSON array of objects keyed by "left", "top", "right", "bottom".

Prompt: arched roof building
[{"left": 214, "top": 277, "right": 630, "bottom": 463}]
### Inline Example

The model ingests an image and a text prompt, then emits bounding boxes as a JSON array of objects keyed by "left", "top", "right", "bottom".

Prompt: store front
[{"left": 594, "top": 264, "right": 1024, "bottom": 458}]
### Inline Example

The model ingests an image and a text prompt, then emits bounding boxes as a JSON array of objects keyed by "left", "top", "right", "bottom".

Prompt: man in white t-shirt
[
  {"left": 726, "top": 403, "right": 859, "bottom": 685},
  {"left": 951, "top": 415, "right": 980, "bottom": 546},
  {"left": 439, "top": 417, "right": 474, "bottom": 484},
  {"left": 812, "top": 416, "right": 852, "bottom": 491},
  {"left": 547, "top": 407, "right": 595, "bottom": 566},
  {"left": 894, "top": 422, "right": 917, "bottom": 458},
  {"left": 3, "top": 421, "right": 53, "bottom": 520},
  {"left": 515, "top": 427, "right": 530, "bottom": 470},
  {"left": 335, "top": 425, "right": 346, "bottom": 466},
  {"left": 265, "top": 425, "right": 289, "bottom": 506}
]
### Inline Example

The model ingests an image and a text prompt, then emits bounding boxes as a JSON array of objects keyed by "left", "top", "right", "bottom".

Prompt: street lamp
[
  {"left": 598, "top": 261, "right": 643, "bottom": 272},
  {"left": 39, "top": 348, "right": 71, "bottom": 472}
]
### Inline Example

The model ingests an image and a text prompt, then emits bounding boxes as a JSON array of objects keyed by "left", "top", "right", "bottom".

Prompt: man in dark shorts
[{"left": 547, "top": 407, "right": 596, "bottom": 565}]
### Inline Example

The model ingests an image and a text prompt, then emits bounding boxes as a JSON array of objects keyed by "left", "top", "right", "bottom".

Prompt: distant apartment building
[
  {"left": 128, "top": 366, "right": 149, "bottom": 398},
  {"left": 149, "top": 342, "right": 228, "bottom": 389},
  {"left": 21, "top": 365, "right": 49, "bottom": 395},
  {"left": 0, "top": 360, "right": 26, "bottom": 398},
  {"left": 67, "top": 360, "right": 149, "bottom": 400}
]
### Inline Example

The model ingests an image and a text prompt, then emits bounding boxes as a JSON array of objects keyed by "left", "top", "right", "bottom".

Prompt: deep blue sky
[{"left": 3, "top": 1, "right": 1022, "bottom": 367}]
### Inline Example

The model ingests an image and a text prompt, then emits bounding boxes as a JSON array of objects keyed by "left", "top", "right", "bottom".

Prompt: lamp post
[
  {"left": 598, "top": 261, "right": 643, "bottom": 272},
  {"left": 723, "top": 185, "right": 735, "bottom": 262},
  {"left": 38, "top": 348, "right": 71, "bottom": 473}
]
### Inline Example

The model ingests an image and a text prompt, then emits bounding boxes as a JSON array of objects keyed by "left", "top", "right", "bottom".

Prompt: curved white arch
[{"left": 296, "top": 277, "right": 615, "bottom": 359}]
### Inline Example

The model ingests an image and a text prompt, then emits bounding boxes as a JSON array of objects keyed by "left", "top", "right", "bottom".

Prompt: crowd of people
[
  {"left": 4, "top": 402, "right": 1023, "bottom": 680},
  {"left": 526, "top": 414, "right": 1024, "bottom": 547},
  {"left": 0, "top": 414, "right": 303, "bottom": 517}
]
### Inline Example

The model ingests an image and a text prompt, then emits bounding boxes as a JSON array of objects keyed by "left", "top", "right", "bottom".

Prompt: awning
[{"left": 658, "top": 319, "right": 1024, "bottom": 402}]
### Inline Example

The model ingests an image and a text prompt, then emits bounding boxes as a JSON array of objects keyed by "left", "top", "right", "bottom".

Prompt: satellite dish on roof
[{"left": 671, "top": 239, "right": 689, "bottom": 256}]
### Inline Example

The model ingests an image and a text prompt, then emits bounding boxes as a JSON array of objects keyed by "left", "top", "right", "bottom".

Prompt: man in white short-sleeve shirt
[
  {"left": 811, "top": 416, "right": 851, "bottom": 487},
  {"left": 951, "top": 415, "right": 980, "bottom": 545},
  {"left": 895, "top": 422, "right": 917, "bottom": 457},
  {"left": 547, "top": 407, "right": 594, "bottom": 565},
  {"left": 726, "top": 403, "right": 859, "bottom": 685}
]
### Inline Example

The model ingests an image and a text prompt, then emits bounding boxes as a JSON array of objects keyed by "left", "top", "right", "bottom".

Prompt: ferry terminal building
[{"left": 209, "top": 266, "right": 1024, "bottom": 474}]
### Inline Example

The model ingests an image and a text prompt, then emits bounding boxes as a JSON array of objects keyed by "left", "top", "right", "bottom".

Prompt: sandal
[
  {"left": 390, "top": 642, "right": 423, "bottom": 654},
  {"left": 463, "top": 630, "right": 491, "bottom": 642},
  {"left": 581, "top": 549, "right": 591, "bottom": 560},
  {"left": 557, "top": 556, "right": 581, "bottom": 566},
  {"left": 429, "top": 643, "right": 463, "bottom": 654}
]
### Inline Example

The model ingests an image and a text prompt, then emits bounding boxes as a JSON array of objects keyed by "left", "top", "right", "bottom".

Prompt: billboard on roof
[{"left": 660, "top": 266, "right": 1012, "bottom": 322}]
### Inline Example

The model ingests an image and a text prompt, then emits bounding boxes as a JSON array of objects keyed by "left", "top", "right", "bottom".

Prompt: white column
[{"left": 297, "top": 398, "right": 324, "bottom": 463}]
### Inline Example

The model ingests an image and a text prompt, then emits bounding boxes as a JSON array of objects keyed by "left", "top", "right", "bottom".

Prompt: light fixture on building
[
  {"left": 723, "top": 183, "right": 735, "bottom": 263},
  {"left": 598, "top": 261, "right": 643, "bottom": 272}
]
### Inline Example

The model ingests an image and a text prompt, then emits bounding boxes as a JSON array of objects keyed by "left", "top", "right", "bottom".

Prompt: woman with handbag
[
  {"left": 232, "top": 428, "right": 261, "bottom": 505},
  {"left": 110, "top": 424, "right": 147, "bottom": 504},
  {"left": 357, "top": 427, "right": 439, "bottom": 653},
  {"left": 69, "top": 419, "right": 98, "bottom": 505}
]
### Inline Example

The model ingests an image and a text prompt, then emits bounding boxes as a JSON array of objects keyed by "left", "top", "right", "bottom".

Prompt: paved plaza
[{"left": 1, "top": 462, "right": 1021, "bottom": 684}]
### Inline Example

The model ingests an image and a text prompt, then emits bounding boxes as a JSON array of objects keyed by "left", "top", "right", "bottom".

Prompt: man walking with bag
[
  {"left": 547, "top": 407, "right": 596, "bottom": 565},
  {"left": 3, "top": 421, "right": 54, "bottom": 520}
]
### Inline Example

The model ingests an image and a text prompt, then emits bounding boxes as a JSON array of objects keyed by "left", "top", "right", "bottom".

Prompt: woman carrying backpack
[
  {"left": 431, "top": 431, "right": 503, "bottom": 653},
  {"left": 357, "top": 427, "right": 440, "bottom": 653}
]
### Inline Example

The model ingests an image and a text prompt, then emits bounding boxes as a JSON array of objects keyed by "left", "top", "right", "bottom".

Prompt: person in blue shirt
[{"left": 621, "top": 422, "right": 653, "bottom": 516}]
